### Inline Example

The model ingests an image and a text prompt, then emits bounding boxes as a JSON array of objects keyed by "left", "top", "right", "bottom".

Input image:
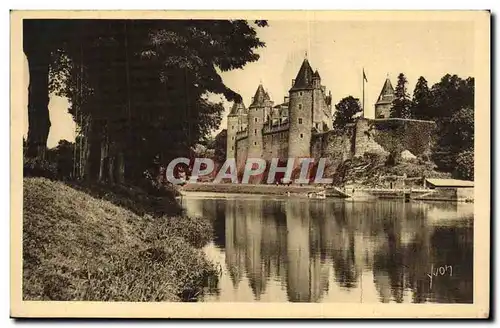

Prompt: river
[{"left": 181, "top": 192, "right": 474, "bottom": 303}]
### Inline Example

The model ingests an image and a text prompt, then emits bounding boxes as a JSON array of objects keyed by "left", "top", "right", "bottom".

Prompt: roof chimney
[{"left": 292, "top": 79, "right": 295, "bottom": 87}]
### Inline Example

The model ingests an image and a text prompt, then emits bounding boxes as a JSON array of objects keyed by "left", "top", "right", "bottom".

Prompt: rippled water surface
[{"left": 182, "top": 193, "right": 473, "bottom": 303}]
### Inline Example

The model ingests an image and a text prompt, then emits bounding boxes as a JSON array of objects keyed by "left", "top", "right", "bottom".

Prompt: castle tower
[
  {"left": 247, "top": 84, "right": 270, "bottom": 159},
  {"left": 375, "top": 77, "right": 395, "bottom": 119},
  {"left": 288, "top": 58, "right": 315, "bottom": 162},
  {"left": 226, "top": 99, "right": 247, "bottom": 159},
  {"left": 310, "top": 69, "right": 332, "bottom": 132}
]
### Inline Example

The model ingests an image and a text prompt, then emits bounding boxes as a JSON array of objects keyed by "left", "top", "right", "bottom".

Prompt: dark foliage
[
  {"left": 23, "top": 156, "right": 57, "bottom": 179},
  {"left": 333, "top": 96, "right": 362, "bottom": 129},
  {"left": 429, "top": 75, "right": 474, "bottom": 178},
  {"left": 411, "top": 76, "right": 432, "bottom": 120},
  {"left": 390, "top": 73, "right": 412, "bottom": 119},
  {"left": 24, "top": 19, "right": 268, "bottom": 185}
]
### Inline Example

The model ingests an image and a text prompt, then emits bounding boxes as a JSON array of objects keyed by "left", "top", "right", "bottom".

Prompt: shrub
[
  {"left": 455, "top": 149, "right": 474, "bottom": 180},
  {"left": 363, "top": 151, "right": 386, "bottom": 164},
  {"left": 23, "top": 156, "right": 57, "bottom": 179},
  {"left": 385, "top": 150, "right": 402, "bottom": 166}
]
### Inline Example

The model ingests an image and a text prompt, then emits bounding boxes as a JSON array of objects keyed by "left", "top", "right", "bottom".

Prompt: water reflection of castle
[{"left": 187, "top": 197, "right": 473, "bottom": 303}]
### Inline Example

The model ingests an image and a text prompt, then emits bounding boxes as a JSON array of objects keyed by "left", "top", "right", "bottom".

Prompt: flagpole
[{"left": 362, "top": 68, "right": 365, "bottom": 118}]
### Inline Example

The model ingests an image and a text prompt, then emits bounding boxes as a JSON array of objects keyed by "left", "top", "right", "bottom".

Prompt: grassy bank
[{"left": 23, "top": 177, "right": 219, "bottom": 301}]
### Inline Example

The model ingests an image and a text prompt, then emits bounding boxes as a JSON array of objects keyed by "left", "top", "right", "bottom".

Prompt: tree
[
  {"left": 429, "top": 74, "right": 474, "bottom": 120},
  {"left": 47, "top": 19, "right": 268, "bottom": 184},
  {"left": 390, "top": 73, "right": 411, "bottom": 119},
  {"left": 333, "top": 96, "right": 362, "bottom": 129},
  {"left": 432, "top": 106, "right": 474, "bottom": 174},
  {"left": 428, "top": 74, "right": 474, "bottom": 176},
  {"left": 23, "top": 20, "right": 65, "bottom": 159},
  {"left": 46, "top": 139, "right": 77, "bottom": 179},
  {"left": 213, "top": 129, "right": 227, "bottom": 165},
  {"left": 455, "top": 149, "right": 474, "bottom": 180},
  {"left": 411, "top": 76, "right": 432, "bottom": 120}
]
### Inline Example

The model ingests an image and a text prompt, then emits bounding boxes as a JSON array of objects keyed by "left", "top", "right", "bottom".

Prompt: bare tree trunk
[
  {"left": 106, "top": 140, "right": 118, "bottom": 184},
  {"left": 25, "top": 51, "right": 51, "bottom": 159},
  {"left": 116, "top": 150, "right": 125, "bottom": 184},
  {"left": 98, "top": 135, "right": 108, "bottom": 182},
  {"left": 82, "top": 115, "right": 93, "bottom": 181},
  {"left": 108, "top": 152, "right": 115, "bottom": 184}
]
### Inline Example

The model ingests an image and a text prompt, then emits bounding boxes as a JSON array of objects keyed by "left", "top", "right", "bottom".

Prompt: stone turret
[
  {"left": 288, "top": 58, "right": 315, "bottom": 162},
  {"left": 312, "top": 70, "right": 321, "bottom": 89},
  {"left": 248, "top": 84, "right": 272, "bottom": 160},
  {"left": 226, "top": 100, "right": 247, "bottom": 159},
  {"left": 375, "top": 77, "right": 395, "bottom": 119}
]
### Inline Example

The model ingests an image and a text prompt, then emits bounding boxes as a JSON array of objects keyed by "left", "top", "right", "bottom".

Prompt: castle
[{"left": 226, "top": 58, "right": 435, "bottom": 182}]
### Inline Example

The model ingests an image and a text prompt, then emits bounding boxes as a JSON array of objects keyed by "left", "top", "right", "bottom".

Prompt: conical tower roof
[
  {"left": 290, "top": 58, "right": 315, "bottom": 91},
  {"left": 229, "top": 99, "right": 247, "bottom": 116},
  {"left": 264, "top": 90, "right": 271, "bottom": 101},
  {"left": 250, "top": 84, "right": 267, "bottom": 107},
  {"left": 376, "top": 78, "right": 395, "bottom": 105}
]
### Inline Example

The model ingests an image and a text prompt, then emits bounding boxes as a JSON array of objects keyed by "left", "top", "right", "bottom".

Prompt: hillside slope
[
  {"left": 331, "top": 154, "right": 451, "bottom": 188},
  {"left": 23, "top": 177, "right": 217, "bottom": 301}
]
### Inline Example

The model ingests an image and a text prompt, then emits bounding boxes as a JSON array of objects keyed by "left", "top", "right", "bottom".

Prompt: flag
[{"left": 363, "top": 69, "right": 368, "bottom": 82}]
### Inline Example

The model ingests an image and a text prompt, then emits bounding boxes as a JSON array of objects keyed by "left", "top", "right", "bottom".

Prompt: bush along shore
[{"left": 23, "top": 177, "right": 220, "bottom": 301}]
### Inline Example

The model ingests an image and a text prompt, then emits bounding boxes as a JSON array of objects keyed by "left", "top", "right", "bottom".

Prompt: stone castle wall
[
  {"left": 234, "top": 117, "right": 436, "bottom": 181},
  {"left": 235, "top": 137, "right": 248, "bottom": 172},
  {"left": 354, "top": 118, "right": 436, "bottom": 158},
  {"left": 353, "top": 119, "right": 389, "bottom": 157},
  {"left": 262, "top": 125, "right": 289, "bottom": 162},
  {"left": 311, "top": 128, "right": 354, "bottom": 175}
]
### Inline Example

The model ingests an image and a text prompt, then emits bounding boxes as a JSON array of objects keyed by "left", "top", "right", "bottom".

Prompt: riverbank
[
  {"left": 181, "top": 183, "right": 473, "bottom": 202},
  {"left": 180, "top": 182, "right": 324, "bottom": 196},
  {"left": 23, "top": 177, "right": 218, "bottom": 301}
]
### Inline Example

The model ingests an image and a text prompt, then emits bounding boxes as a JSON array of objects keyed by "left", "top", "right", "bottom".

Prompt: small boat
[{"left": 307, "top": 190, "right": 326, "bottom": 199}]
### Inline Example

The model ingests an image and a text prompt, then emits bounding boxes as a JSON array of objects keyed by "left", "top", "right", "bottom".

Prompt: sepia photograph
[{"left": 10, "top": 10, "right": 490, "bottom": 318}]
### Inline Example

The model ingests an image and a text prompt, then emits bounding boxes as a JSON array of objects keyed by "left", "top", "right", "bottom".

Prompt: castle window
[
  {"left": 254, "top": 129, "right": 257, "bottom": 135},
  {"left": 232, "top": 125, "right": 235, "bottom": 130},
  {"left": 254, "top": 142, "right": 257, "bottom": 146},
  {"left": 299, "top": 92, "right": 303, "bottom": 96},
  {"left": 300, "top": 133, "right": 304, "bottom": 139},
  {"left": 231, "top": 136, "right": 235, "bottom": 140},
  {"left": 255, "top": 118, "right": 258, "bottom": 123},
  {"left": 298, "top": 104, "right": 302, "bottom": 110},
  {"left": 298, "top": 118, "right": 303, "bottom": 124},
  {"left": 232, "top": 146, "right": 234, "bottom": 150}
]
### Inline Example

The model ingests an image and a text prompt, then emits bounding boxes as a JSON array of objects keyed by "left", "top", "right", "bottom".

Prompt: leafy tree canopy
[{"left": 333, "top": 96, "right": 362, "bottom": 129}]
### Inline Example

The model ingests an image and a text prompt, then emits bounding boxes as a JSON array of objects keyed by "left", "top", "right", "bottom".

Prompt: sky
[{"left": 23, "top": 19, "right": 475, "bottom": 148}]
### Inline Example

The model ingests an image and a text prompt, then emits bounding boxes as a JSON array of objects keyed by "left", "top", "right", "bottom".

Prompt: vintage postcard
[{"left": 11, "top": 10, "right": 490, "bottom": 318}]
